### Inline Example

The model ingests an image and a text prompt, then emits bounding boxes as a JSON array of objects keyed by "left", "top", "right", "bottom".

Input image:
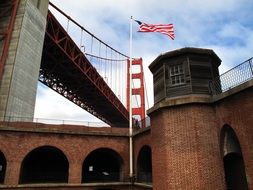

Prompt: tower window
[{"left": 169, "top": 64, "right": 185, "bottom": 86}]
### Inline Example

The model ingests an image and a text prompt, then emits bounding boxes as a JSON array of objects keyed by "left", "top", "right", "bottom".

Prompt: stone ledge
[
  {"left": 134, "top": 182, "right": 153, "bottom": 188},
  {"left": 0, "top": 122, "right": 129, "bottom": 137},
  {"left": 147, "top": 94, "right": 213, "bottom": 115},
  {"left": 0, "top": 182, "right": 152, "bottom": 189},
  {"left": 0, "top": 182, "right": 132, "bottom": 189}
]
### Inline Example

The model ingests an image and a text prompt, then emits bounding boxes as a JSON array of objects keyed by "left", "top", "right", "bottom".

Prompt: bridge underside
[{"left": 39, "top": 12, "right": 129, "bottom": 127}]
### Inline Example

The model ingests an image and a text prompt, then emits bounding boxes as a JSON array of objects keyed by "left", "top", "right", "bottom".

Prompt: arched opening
[
  {"left": 137, "top": 145, "right": 152, "bottom": 183},
  {"left": 220, "top": 125, "right": 248, "bottom": 190},
  {"left": 19, "top": 146, "right": 69, "bottom": 184},
  {"left": 0, "top": 151, "right": 6, "bottom": 184},
  {"left": 82, "top": 148, "right": 123, "bottom": 183}
]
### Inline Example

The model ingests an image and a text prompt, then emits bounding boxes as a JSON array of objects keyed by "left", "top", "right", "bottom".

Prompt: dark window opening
[
  {"left": 82, "top": 148, "right": 123, "bottom": 183},
  {"left": 0, "top": 151, "right": 6, "bottom": 184},
  {"left": 221, "top": 125, "right": 248, "bottom": 190},
  {"left": 224, "top": 153, "right": 248, "bottom": 190},
  {"left": 137, "top": 145, "right": 152, "bottom": 183},
  {"left": 19, "top": 146, "right": 69, "bottom": 184}
]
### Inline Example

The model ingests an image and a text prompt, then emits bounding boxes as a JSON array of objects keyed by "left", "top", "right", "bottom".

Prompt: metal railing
[
  {"left": 0, "top": 116, "right": 109, "bottom": 127},
  {"left": 0, "top": 116, "right": 152, "bottom": 128},
  {"left": 134, "top": 117, "right": 151, "bottom": 128},
  {"left": 210, "top": 57, "right": 253, "bottom": 95}
]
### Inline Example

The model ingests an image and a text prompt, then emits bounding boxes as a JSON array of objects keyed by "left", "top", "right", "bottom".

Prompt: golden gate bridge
[{"left": 38, "top": 2, "right": 146, "bottom": 127}]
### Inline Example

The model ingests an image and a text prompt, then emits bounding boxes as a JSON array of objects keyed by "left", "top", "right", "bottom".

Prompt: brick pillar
[
  {"left": 5, "top": 160, "right": 21, "bottom": 185},
  {"left": 68, "top": 161, "right": 82, "bottom": 183}
]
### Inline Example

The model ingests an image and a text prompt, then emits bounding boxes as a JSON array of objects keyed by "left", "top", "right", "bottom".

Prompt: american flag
[{"left": 135, "top": 20, "right": 175, "bottom": 40}]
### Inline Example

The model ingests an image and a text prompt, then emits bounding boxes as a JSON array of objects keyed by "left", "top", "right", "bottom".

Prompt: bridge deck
[{"left": 39, "top": 11, "right": 129, "bottom": 127}]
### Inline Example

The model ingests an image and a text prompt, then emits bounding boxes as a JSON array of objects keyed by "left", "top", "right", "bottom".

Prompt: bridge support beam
[
  {"left": 127, "top": 58, "right": 146, "bottom": 128},
  {"left": 0, "top": 0, "right": 49, "bottom": 121}
]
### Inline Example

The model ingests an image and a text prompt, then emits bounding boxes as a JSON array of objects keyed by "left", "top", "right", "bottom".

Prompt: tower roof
[{"left": 149, "top": 47, "right": 222, "bottom": 72}]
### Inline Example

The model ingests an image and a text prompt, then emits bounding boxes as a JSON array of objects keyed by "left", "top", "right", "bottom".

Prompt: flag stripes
[{"left": 135, "top": 20, "right": 175, "bottom": 40}]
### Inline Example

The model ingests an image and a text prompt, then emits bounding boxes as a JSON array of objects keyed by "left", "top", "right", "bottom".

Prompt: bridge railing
[
  {"left": 209, "top": 57, "right": 253, "bottom": 95},
  {"left": 0, "top": 116, "right": 109, "bottom": 127}
]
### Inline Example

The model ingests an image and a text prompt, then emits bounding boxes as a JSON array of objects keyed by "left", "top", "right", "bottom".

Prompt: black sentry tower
[{"left": 149, "top": 47, "right": 221, "bottom": 103}]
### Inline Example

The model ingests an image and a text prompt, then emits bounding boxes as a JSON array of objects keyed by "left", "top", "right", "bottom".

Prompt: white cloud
[{"left": 35, "top": 0, "right": 253, "bottom": 123}]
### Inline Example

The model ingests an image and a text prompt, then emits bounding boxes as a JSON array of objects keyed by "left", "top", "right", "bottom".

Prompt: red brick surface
[
  {"left": 0, "top": 184, "right": 150, "bottom": 190},
  {"left": 150, "top": 104, "right": 225, "bottom": 190},
  {"left": 215, "top": 87, "right": 253, "bottom": 190},
  {"left": 0, "top": 126, "right": 129, "bottom": 185},
  {"left": 149, "top": 86, "right": 253, "bottom": 190},
  {"left": 1, "top": 87, "right": 253, "bottom": 190},
  {"left": 133, "top": 128, "right": 151, "bottom": 177}
]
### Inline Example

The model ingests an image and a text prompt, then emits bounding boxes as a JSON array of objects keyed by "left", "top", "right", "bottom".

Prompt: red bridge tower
[{"left": 127, "top": 58, "right": 146, "bottom": 128}]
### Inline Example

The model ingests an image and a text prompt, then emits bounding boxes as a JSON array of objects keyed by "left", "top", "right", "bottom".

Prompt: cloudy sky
[{"left": 34, "top": 0, "right": 253, "bottom": 124}]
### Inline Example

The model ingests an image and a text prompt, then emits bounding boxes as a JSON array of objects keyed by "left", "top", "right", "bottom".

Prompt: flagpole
[{"left": 129, "top": 16, "right": 133, "bottom": 182}]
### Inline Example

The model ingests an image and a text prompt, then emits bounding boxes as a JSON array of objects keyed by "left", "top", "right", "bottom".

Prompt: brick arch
[
  {"left": 220, "top": 124, "right": 242, "bottom": 156},
  {"left": 19, "top": 145, "right": 69, "bottom": 184},
  {"left": 18, "top": 141, "right": 72, "bottom": 165},
  {"left": 135, "top": 142, "right": 151, "bottom": 158},
  {"left": 82, "top": 146, "right": 124, "bottom": 164},
  {"left": 133, "top": 129, "right": 151, "bottom": 182},
  {"left": 220, "top": 124, "right": 248, "bottom": 190},
  {"left": 82, "top": 147, "right": 124, "bottom": 183},
  {"left": 19, "top": 144, "right": 70, "bottom": 162},
  {"left": 136, "top": 145, "right": 152, "bottom": 183}
]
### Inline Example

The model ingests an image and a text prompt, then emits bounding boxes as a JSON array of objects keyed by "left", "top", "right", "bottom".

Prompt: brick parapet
[{"left": 0, "top": 121, "right": 129, "bottom": 137}]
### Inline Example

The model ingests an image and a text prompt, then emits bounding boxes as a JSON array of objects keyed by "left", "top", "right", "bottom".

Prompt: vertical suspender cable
[
  {"left": 105, "top": 46, "right": 107, "bottom": 82},
  {"left": 114, "top": 52, "right": 116, "bottom": 93},
  {"left": 116, "top": 53, "right": 118, "bottom": 97},
  {"left": 90, "top": 36, "right": 93, "bottom": 63},
  {"left": 110, "top": 49, "right": 113, "bottom": 89},
  {"left": 98, "top": 42, "right": 101, "bottom": 73},
  {"left": 144, "top": 76, "right": 150, "bottom": 110},
  {"left": 66, "top": 19, "right": 70, "bottom": 32},
  {"left": 80, "top": 29, "right": 83, "bottom": 49}
]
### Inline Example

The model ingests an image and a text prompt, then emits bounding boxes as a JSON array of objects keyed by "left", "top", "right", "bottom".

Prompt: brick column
[
  {"left": 5, "top": 160, "right": 21, "bottom": 185},
  {"left": 68, "top": 160, "right": 82, "bottom": 184}
]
